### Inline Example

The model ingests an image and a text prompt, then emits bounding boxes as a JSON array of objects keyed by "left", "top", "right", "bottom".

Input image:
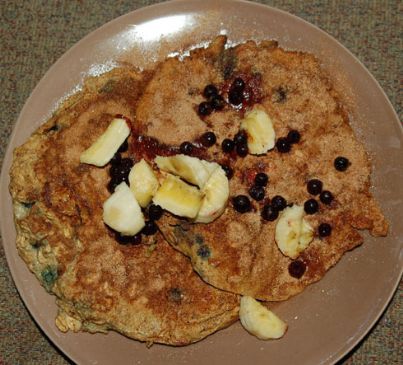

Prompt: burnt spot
[
  {"left": 45, "top": 124, "right": 60, "bottom": 133},
  {"left": 197, "top": 245, "right": 211, "bottom": 260},
  {"left": 99, "top": 79, "right": 116, "bottom": 94},
  {"left": 31, "top": 240, "right": 43, "bottom": 249},
  {"left": 167, "top": 287, "right": 183, "bottom": 303},
  {"left": 194, "top": 234, "right": 204, "bottom": 245},
  {"left": 273, "top": 87, "right": 287, "bottom": 103},
  {"left": 41, "top": 266, "right": 58, "bottom": 290},
  {"left": 22, "top": 201, "right": 35, "bottom": 209},
  {"left": 220, "top": 50, "right": 237, "bottom": 80}
]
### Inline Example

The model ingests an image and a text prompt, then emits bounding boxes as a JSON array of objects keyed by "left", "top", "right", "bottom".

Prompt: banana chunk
[
  {"left": 153, "top": 174, "right": 202, "bottom": 219},
  {"left": 80, "top": 118, "right": 130, "bottom": 166},
  {"left": 239, "top": 296, "right": 287, "bottom": 340},
  {"left": 128, "top": 159, "right": 159, "bottom": 208},
  {"left": 240, "top": 105, "right": 275, "bottom": 155},
  {"left": 155, "top": 154, "right": 217, "bottom": 188},
  {"left": 275, "top": 205, "right": 314, "bottom": 259},
  {"left": 103, "top": 182, "right": 145, "bottom": 236},
  {"left": 195, "top": 166, "right": 229, "bottom": 223}
]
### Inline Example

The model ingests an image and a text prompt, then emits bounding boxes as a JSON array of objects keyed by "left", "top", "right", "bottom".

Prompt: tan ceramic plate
[{"left": 0, "top": 1, "right": 402, "bottom": 364}]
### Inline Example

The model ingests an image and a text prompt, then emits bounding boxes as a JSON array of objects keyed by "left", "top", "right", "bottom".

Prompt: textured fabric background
[{"left": 0, "top": 1, "right": 401, "bottom": 364}]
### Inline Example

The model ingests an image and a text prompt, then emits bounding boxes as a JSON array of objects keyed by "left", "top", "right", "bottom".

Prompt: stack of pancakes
[{"left": 9, "top": 36, "right": 387, "bottom": 345}]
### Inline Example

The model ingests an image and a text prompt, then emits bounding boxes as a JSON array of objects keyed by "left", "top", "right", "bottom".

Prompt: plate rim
[{"left": 0, "top": 1, "right": 401, "bottom": 364}]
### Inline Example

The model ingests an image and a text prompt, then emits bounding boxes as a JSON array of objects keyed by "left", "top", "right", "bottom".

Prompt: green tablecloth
[{"left": 0, "top": 1, "right": 401, "bottom": 364}]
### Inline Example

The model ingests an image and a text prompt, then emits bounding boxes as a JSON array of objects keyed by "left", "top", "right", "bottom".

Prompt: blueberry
[
  {"left": 287, "top": 130, "right": 301, "bottom": 144},
  {"left": 221, "top": 164, "right": 233, "bottom": 179},
  {"left": 107, "top": 178, "right": 120, "bottom": 193},
  {"left": 221, "top": 138, "right": 235, "bottom": 153},
  {"left": 117, "top": 138, "right": 129, "bottom": 153},
  {"left": 304, "top": 199, "right": 319, "bottom": 214},
  {"left": 276, "top": 137, "right": 291, "bottom": 153},
  {"left": 198, "top": 101, "right": 212, "bottom": 116},
  {"left": 203, "top": 84, "right": 218, "bottom": 99},
  {"left": 254, "top": 173, "right": 268, "bottom": 187},
  {"left": 271, "top": 195, "right": 287, "bottom": 211},
  {"left": 119, "top": 158, "right": 134, "bottom": 170},
  {"left": 307, "top": 179, "right": 323, "bottom": 195},
  {"left": 236, "top": 143, "right": 248, "bottom": 157},
  {"left": 108, "top": 166, "right": 121, "bottom": 179},
  {"left": 228, "top": 89, "right": 243, "bottom": 105},
  {"left": 116, "top": 233, "right": 142, "bottom": 245},
  {"left": 232, "top": 195, "right": 251, "bottom": 213},
  {"left": 249, "top": 186, "right": 265, "bottom": 201},
  {"left": 334, "top": 156, "right": 350, "bottom": 171},
  {"left": 197, "top": 245, "right": 211, "bottom": 259},
  {"left": 320, "top": 190, "right": 334, "bottom": 205},
  {"left": 318, "top": 223, "right": 332, "bottom": 237},
  {"left": 232, "top": 77, "right": 245, "bottom": 91},
  {"left": 288, "top": 260, "right": 306, "bottom": 278},
  {"left": 234, "top": 131, "right": 247, "bottom": 145},
  {"left": 200, "top": 131, "right": 216, "bottom": 147},
  {"left": 148, "top": 204, "right": 163, "bottom": 221},
  {"left": 110, "top": 152, "right": 121, "bottom": 165},
  {"left": 109, "top": 158, "right": 133, "bottom": 182},
  {"left": 210, "top": 95, "right": 225, "bottom": 110},
  {"left": 142, "top": 220, "right": 158, "bottom": 235},
  {"left": 261, "top": 204, "right": 279, "bottom": 221},
  {"left": 180, "top": 141, "right": 193, "bottom": 155}
]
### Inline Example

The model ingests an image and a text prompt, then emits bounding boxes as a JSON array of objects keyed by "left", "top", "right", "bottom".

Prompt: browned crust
[
  {"left": 137, "top": 37, "right": 388, "bottom": 301},
  {"left": 9, "top": 64, "right": 239, "bottom": 345}
]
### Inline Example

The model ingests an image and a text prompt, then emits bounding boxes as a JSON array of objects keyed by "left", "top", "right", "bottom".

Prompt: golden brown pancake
[
  {"left": 134, "top": 36, "right": 388, "bottom": 301},
  {"left": 9, "top": 66, "right": 239, "bottom": 345}
]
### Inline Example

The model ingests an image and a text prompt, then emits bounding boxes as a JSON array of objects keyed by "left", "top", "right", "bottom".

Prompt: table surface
[{"left": 0, "top": 1, "right": 401, "bottom": 364}]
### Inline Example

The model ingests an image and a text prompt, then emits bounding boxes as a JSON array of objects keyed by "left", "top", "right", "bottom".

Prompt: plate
[{"left": 0, "top": 1, "right": 402, "bottom": 364}]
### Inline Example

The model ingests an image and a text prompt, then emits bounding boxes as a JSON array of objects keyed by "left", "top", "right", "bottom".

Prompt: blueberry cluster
[
  {"left": 276, "top": 129, "right": 301, "bottom": 153},
  {"left": 304, "top": 178, "right": 335, "bottom": 237},
  {"left": 261, "top": 195, "right": 287, "bottom": 222},
  {"left": 232, "top": 171, "right": 289, "bottom": 222},
  {"left": 141, "top": 204, "right": 162, "bottom": 236},
  {"left": 108, "top": 152, "right": 133, "bottom": 193},
  {"left": 232, "top": 172, "right": 269, "bottom": 213},
  {"left": 221, "top": 164, "right": 233, "bottom": 179},
  {"left": 228, "top": 77, "right": 246, "bottom": 106},
  {"left": 249, "top": 172, "right": 268, "bottom": 202},
  {"left": 107, "top": 139, "right": 164, "bottom": 243},
  {"left": 179, "top": 130, "right": 217, "bottom": 156},
  {"left": 221, "top": 130, "right": 249, "bottom": 157},
  {"left": 115, "top": 204, "right": 163, "bottom": 245},
  {"left": 198, "top": 84, "right": 225, "bottom": 117}
]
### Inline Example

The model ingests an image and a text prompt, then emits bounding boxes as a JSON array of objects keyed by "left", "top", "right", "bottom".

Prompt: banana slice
[
  {"left": 103, "top": 182, "right": 145, "bottom": 236},
  {"left": 195, "top": 166, "right": 229, "bottom": 223},
  {"left": 239, "top": 296, "right": 287, "bottom": 340},
  {"left": 275, "top": 205, "right": 314, "bottom": 259},
  {"left": 128, "top": 159, "right": 159, "bottom": 208},
  {"left": 155, "top": 154, "right": 217, "bottom": 188},
  {"left": 153, "top": 174, "right": 202, "bottom": 218},
  {"left": 240, "top": 105, "right": 275, "bottom": 155},
  {"left": 80, "top": 118, "right": 130, "bottom": 166}
]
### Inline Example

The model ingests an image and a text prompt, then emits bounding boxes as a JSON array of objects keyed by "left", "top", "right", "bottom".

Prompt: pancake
[
  {"left": 9, "top": 66, "right": 239, "bottom": 345},
  {"left": 134, "top": 37, "right": 388, "bottom": 301}
]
